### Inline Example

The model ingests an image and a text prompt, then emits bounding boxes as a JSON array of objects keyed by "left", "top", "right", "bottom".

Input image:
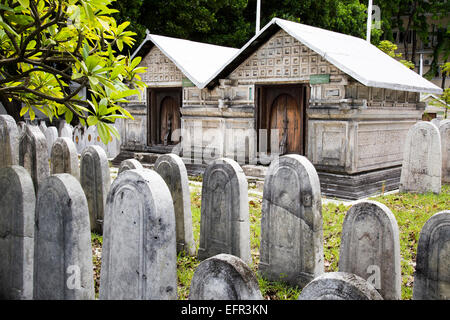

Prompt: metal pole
[
  {"left": 419, "top": 53, "right": 423, "bottom": 76},
  {"left": 256, "top": 0, "right": 261, "bottom": 34},
  {"left": 367, "top": 0, "right": 373, "bottom": 42}
]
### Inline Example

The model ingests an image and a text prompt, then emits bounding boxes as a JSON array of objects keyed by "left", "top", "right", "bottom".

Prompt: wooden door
[
  {"left": 160, "top": 96, "right": 181, "bottom": 145},
  {"left": 147, "top": 88, "right": 182, "bottom": 146},
  {"left": 256, "top": 85, "right": 306, "bottom": 155},
  {"left": 269, "top": 94, "right": 301, "bottom": 154}
]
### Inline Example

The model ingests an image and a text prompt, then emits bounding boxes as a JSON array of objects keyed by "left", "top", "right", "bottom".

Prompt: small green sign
[
  {"left": 310, "top": 74, "right": 330, "bottom": 85},
  {"left": 182, "top": 77, "right": 195, "bottom": 87}
]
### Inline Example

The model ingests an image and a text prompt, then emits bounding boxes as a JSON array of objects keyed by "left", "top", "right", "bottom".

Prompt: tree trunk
[{"left": 0, "top": 93, "right": 23, "bottom": 122}]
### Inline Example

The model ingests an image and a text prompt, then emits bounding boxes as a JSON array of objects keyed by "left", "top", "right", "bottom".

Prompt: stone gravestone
[
  {"left": 0, "top": 166, "right": 35, "bottom": 300},
  {"left": 339, "top": 200, "right": 401, "bottom": 300},
  {"left": 51, "top": 137, "right": 80, "bottom": 180},
  {"left": 19, "top": 124, "right": 50, "bottom": 193},
  {"left": 298, "top": 272, "right": 383, "bottom": 300},
  {"left": 38, "top": 121, "right": 47, "bottom": 135},
  {"left": 259, "top": 155, "right": 323, "bottom": 288},
  {"left": 16, "top": 121, "right": 26, "bottom": 137},
  {"left": 99, "top": 169, "right": 177, "bottom": 300},
  {"left": 80, "top": 145, "right": 111, "bottom": 233},
  {"left": 198, "top": 158, "right": 251, "bottom": 265},
  {"left": 60, "top": 124, "right": 73, "bottom": 139},
  {"left": 33, "top": 174, "right": 94, "bottom": 300},
  {"left": 44, "top": 126, "right": 58, "bottom": 158},
  {"left": 413, "top": 210, "right": 450, "bottom": 300},
  {"left": 440, "top": 120, "right": 450, "bottom": 184},
  {"left": 430, "top": 118, "right": 440, "bottom": 127},
  {"left": 0, "top": 115, "right": 19, "bottom": 168},
  {"left": 399, "top": 121, "right": 441, "bottom": 194},
  {"left": 154, "top": 154, "right": 196, "bottom": 256},
  {"left": 118, "top": 158, "right": 143, "bottom": 175},
  {"left": 73, "top": 126, "right": 85, "bottom": 154},
  {"left": 189, "top": 254, "right": 262, "bottom": 300}
]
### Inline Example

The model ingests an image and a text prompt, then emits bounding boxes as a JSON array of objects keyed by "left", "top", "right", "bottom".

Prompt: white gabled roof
[
  {"left": 132, "top": 33, "right": 239, "bottom": 88},
  {"left": 202, "top": 18, "right": 443, "bottom": 94}
]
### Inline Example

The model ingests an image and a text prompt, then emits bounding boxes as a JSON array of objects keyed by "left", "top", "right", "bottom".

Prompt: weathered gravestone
[
  {"left": 430, "top": 118, "right": 441, "bottom": 128},
  {"left": 51, "top": 137, "right": 80, "bottom": 180},
  {"left": 0, "top": 166, "right": 35, "bottom": 300},
  {"left": 399, "top": 121, "right": 441, "bottom": 194},
  {"left": 189, "top": 254, "right": 262, "bottom": 300},
  {"left": 16, "top": 121, "right": 26, "bottom": 137},
  {"left": 19, "top": 125, "right": 50, "bottom": 193},
  {"left": 73, "top": 126, "right": 85, "bottom": 154},
  {"left": 298, "top": 272, "right": 384, "bottom": 300},
  {"left": 259, "top": 155, "right": 323, "bottom": 288},
  {"left": 118, "top": 158, "right": 143, "bottom": 175},
  {"left": 154, "top": 154, "right": 196, "bottom": 256},
  {"left": 339, "top": 200, "right": 401, "bottom": 300},
  {"left": 413, "top": 210, "right": 450, "bottom": 300},
  {"left": 0, "top": 115, "right": 19, "bottom": 168},
  {"left": 60, "top": 124, "right": 73, "bottom": 139},
  {"left": 198, "top": 158, "right": 251, "bottom": 265},
  {"left": 38, "top": 121, "right": 47, "bottom": 135},
  {"left": 33, "top": 174, "right": 94, "bottom": 300},
  {"left": 440, "top": 120, "right": 450, "bottom": 184},
  {"left": 99, "top": 169, "right": 177, "bottom": 300},
  {"left": 80, "top": 145, "right": 111, "bottom": 233},
  {"left": 44, "top": 126, "right": 58, "bottom": 158}
]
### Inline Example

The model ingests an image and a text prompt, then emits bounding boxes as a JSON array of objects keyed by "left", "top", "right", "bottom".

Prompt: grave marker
[
  {"left": 189, "top": 254, "right": 262, "bottom": 300},
  {"left": 80, "top": 145, "right": 111, "bottom": 233},
  {"left": 339, "top": 200, "right": 401, "bottom": 300},
  {"left": 19, "top": 125, "right": 49, "bottom": 193},
  {"left": 99, "top": 169, "right": 177, "bottom": 300},
  {"left": 399, "top": 121, "right": 441, "bottom": 194},
  {"left": 259, "top": 155, "right": 324, "bottom": 288},
  {"left": 198, "top": 158, "right": 251, "bottom": 265},
  {"left": 51, "top": 137, "right": 80, "bottom": 180},
  {"left": 0, "top": 115, "right": 19, "bottom": 168},
  {"left": 0, "top": 166, "right": 35, "bottom": 300},
  {"left": 298, "top": 272, "right": 384, "bottom": 300},
  {"left": 33, "top": 174, "right": 94, "bottom": 300},
  {"left": 154, "top": 154, "right": 195, "bottom": 256},
  {"left": 413, "top": 210, "right": 450, "bottom": 300}
]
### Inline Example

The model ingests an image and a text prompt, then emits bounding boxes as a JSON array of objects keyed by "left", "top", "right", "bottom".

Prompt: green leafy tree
[
  {"left": 0, "top": 0, "right": 147, "bottom": 144},
  {"left": 377, "top": 40, "right": 415, "bottom": 69}
]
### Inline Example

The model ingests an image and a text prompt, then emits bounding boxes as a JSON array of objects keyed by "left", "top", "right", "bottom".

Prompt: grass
[{"left": 91, "top": 184, "right": 449, "bottom": 300}]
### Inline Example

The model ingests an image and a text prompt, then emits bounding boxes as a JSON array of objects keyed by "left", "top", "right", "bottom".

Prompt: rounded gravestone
[
  {"left": 154, "top": 154, "right": 196, "bottom": 256},
  {"left": 399, "top": 121, "right": 441, "bottom": 194},
  {"left": 259, "top": 155, "right": 323, "bottom": 288},
  {"left": 189, "top": 254, "right": 262, "bottom": 300},
  {"left": 413, "top": 210, "right": 450, "bottom": 300},
  {"left": 298, "top": 272, "right": 384, "bottom": 300},
  {"left": 44, "top": 126, "right": 58, "bottom": 158},
  {"left": 33, "top": 174, "right": 94, "bottom": 300},
  {"left": 118, "top": 158, "right": 143, "bottom": 175},
  {"left": 0, "top": 115, "right": 19, "bottom": 168},
  {"left": 19, "top": 125, "right": 49, "bottom": 193},
  {"left": 60, "top": 124, "right": 73, "bottom": 139},
  {"left": 198, "top": 158, "right": 251, "bottom": 265},
  {"left": 80, "top": 145, "right": 111, "bottom": 233},
  {"left": 73, "top": 126, "right": 85, "bottom": 154},
  {"left": 99, "top": 169, "right": 177, "bottom": 300},
  {"left": 339, "top": 200, "right": 401, "bottom": 300},
  {"left": 38, "top": 121, "right": 47, "bottom": 135},
  {"left": 51, "top": 137, "right": 80, "bottom": 180},
  {"left": 439, "top": 120, "right": 450, "bottom": 184},
  {"left": 0, "top": 166, "right": 35, "bottom": 300}
]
